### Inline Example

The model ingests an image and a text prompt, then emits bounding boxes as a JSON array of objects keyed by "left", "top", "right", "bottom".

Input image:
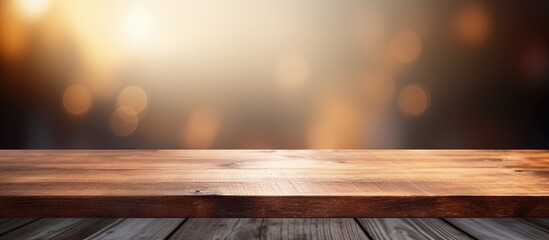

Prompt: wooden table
[{"left": 0, "top": 150, "right": 547, "bottom": 218}]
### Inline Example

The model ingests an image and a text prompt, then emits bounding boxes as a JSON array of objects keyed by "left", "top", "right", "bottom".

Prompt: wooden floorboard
[
  {"left": 169, "top": 218, "right": 369, "bottom": 240},
  {"left": 0, "top": 218, "right": 548, "bottom": 239},
  {"left": 446, "top": 218, "right": 549, "bottom": 240},
  {"left": 357, "top": 218, "right": 472, "bottom": 240},
  {"left": 0, "top": 150, "right": 547, "bottom": 217},
  {"left": 84, "top": 218, "right": 184, "bottom": 240},
  {"left": 517, "top": 218, "right": 549, "bottom": 233},
  {"left": 0, "top": 218, "right": 36, "bottom": 236},
  {"left": 168, "top": 218, "right": 263, "bottom": 239},
  {"left": 0, "top": 218, "right": 117, "bottom": 240}
]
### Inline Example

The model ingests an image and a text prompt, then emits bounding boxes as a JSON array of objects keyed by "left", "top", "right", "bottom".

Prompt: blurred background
[{"left": 0, "top": 0, "right": 547, "bottom": 149}]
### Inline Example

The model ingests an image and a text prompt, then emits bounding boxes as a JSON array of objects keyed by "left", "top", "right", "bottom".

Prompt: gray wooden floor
[{"left": 0, "top": 218, "right": 548, "bottom": 239}]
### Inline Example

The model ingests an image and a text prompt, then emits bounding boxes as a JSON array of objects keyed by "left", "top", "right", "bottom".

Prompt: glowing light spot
[
  {"left": 184, "top": 107, "right": 221, "bottom": 148},
  {"left": 117, "top": 86, "right": 148, "bottom": 115},
  {"left": 110, "top": 106, "right": 139, "bottom": 137},
  {"left": 16, "top": 0, "right": 50, "bottom": 19},
  {"left": 398, "top": 84, "right": 430, "bottom": 116},
  {"left": 125, "top": 8, "right": 153, "bottom": 43},
  {"left": 0, "top": 10, "right": 27, "bottom": 62},
  {"left": 390, "top": 30, "right": 421, "bottom": 63},
  {"left": 455, "top": 4, "right": 491, "bottom": 45},
  {"left": 62, "top": 84, "right": 92, "bottom": 116},
  {"left": 275, "top": 54, "right": 310, "bottom": 90},
  {"left": 78, "top": 69, "right": 119, "bottom": 100},
  {"left": 62, "top": 1, "right": 122, "bottom": 73}
]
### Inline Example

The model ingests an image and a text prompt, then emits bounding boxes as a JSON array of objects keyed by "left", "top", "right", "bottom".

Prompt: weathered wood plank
[
  {"left": 0, "top": 218, "right": 117, "bottom": 240},
  {"left": 260, "top": 219, "right": 369, "bottom": 240},
  {"left": 169, "top": 218, "right": 263, "bottom": 239},
  {"left": 517, "top": 218, "right": 549, "bottom": 233},
  {"left": 446, "top": 218, "right": 549, "bottom": 240},
  {"left": 169, "top": 218, "right": 368, "bottom": 240},
  {"left": 84, "top": 218, "right": 184, "bottom": 240},
  {"left": 0, "top": 150, "right": 547, "bottom": 217},
  {"left": 357, "top": 218, "right": 472, "bottom": 240},
  {"left": 0, "top": 218, "right": 35, "bottom": 236}
]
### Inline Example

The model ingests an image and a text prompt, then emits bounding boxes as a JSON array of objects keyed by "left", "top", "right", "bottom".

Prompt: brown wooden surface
[{"left": 0, "top": 150, "right": 548, "bottom": 217}]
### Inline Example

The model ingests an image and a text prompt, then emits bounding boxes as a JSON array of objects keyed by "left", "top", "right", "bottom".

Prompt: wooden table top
[{"left": 0, "top": 150, "right": 547, "bottom": 217}]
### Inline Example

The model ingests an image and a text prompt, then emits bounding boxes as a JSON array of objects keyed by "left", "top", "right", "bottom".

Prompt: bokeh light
[
  {"left": 390, "top": 30, "right": 422, "bottom": 63},
  {"left": 455, "top": 3, "right": 491, "bottom": 46},
  {"left": 61, "top": 1, "right": 123, "bottom": 73},
  {"left": 62, "top": 84, "right": 93, "bottom": 116},
  {"left": 183, "top": 107, "right": 221, "bottom": 148},
  {"left": 125, "top": 8, "right": 153, "bottom": 44},
  {"left": 117, "top": 86, "right": 148, "bottom": 115},
  {"left": 0, "top": 1, "right": 547, "bottom": 149},
  {"left": 110, "top": 106, "right": 139, "bottom": 137},
  {"left": 398, "top": 84, "right": 430, "bottom": 116},
  {"left": 275, "top": 54, "right": 310, "bottom": 91},
  {"left": 16, "top": 0, "right": 50, "bottom": 20},
  {"left": 78, "top": 69, "right": 119, "bottom": 100},
  {"left": 0, "top": 8, "right": 28, "bottom": 62}
]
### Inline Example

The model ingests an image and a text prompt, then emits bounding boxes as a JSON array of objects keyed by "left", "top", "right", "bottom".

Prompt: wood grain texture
[
  {"left": 0, "top": 218, "right": 36, "bottom": 235},
  {"left": 0, "top": 218, "right": 117, "bottom": 240},
  {"left": 169, "top": 218, "right": 368, "bottom": 240},
  {"left": 0, "top": 150, "right": 547, "bottom": 217},
  {"left": 84, "top": 218, "right": 184, "bottom": 240},
  {"left": 357, "top": 218, "right": 472, "bottom": 240},
  {"left": 446, "top": 218, "right": 549, "bottom": 240},
  {"left": 517, "top": 218, "right": 549, "bottom": 233},
  {"left": 169, "top": 218, "right": 263, "bottom": 239}
]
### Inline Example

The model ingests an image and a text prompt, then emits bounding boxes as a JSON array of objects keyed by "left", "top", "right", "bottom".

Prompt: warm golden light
[
  {"left": 16, "top": 0, "right": 50, "bottom": 19},
  {"left": 110, "top": 106, "right": 139, "bottom": 137},
  {"left": 0, "top": 10, "right": 28, "bottom": 62},
  {"left": 390, "top": 30, "right": 421, "bottom": 63},
  {"left": 1, "top": 0, "right": 542, "bottom": 149},
  {"left": 62, "top": 84, "right": 93, "bottom": 116},
  {"left": 60, "top": 1, "right": 123, "bottom": 73},
  {"left": 455, "top": 3, "right": 491, "bottom": 46},
  {"left": 117, "top": 86, "right": 148, "bottom": 115},
  {"left": 184, "top": 107, "right": 221, "bottom": 148},
  {"left": 398, "top": 84, "right": 430, "bottom": 116},
  {"left": 78, "top": 69, "right": 119, "bottom": 100},
  {"left": 275, "top": 54, "right": 310, "bottom": 90},
  {"left": 125, "top": 8, "right": 153, "bottom": 44}
]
